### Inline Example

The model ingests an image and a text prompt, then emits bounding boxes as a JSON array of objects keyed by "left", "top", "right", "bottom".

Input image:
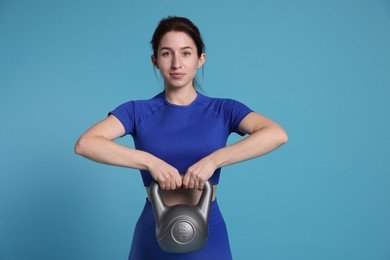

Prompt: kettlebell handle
[
  {"left": 150, "top": 181, "right": 167, "bottom": 226},
  {"left": 197, "top": 181, "right": 213, "bottom": 222},
  {"left": 150, "top": 180, "right": 213, "bottom": 226}
]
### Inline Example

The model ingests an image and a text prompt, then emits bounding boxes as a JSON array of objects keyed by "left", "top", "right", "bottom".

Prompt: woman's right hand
[{"left": 148, "top": 157, "right": 182, "bottom": 190}]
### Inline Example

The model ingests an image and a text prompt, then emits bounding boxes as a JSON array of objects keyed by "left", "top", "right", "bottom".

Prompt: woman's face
[{"left": 152, "top": 31, "right": 205, "bottom": 90}]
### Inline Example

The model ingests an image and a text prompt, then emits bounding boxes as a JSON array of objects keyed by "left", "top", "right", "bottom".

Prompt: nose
[{"left": 171, "top": 54, "right": 182, "bottom": 69}]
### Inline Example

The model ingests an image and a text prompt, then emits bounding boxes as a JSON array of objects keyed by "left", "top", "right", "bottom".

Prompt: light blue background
[{"left": 1, "top": 0, "right": 389, "bottom": 259}]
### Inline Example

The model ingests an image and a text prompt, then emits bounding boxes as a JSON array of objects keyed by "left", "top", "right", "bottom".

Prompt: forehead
[{"left": 159, "top": 31, "right": 197, "bottom": 50}]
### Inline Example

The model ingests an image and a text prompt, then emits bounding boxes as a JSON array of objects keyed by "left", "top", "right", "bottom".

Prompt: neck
[{"left": 164, "top": 87, "right": 197, "bottom": 106}]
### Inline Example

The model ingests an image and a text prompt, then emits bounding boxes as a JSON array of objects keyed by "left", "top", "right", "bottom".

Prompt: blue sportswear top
[{"left": 109, "top": 91, "right": 253, "bottom": 186}]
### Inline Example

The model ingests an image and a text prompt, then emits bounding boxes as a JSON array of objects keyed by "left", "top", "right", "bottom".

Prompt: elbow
[
  {"left": 74, "top": 136, "right": 87, "bottom": 156},
  {"left": 267, "top": 126, "right": 288, "bottom": 146},
  {"left": 253, "top": 125, "right": 288, "bottom": 146},
  {"left": 278, "top": 127, "right": 288, "bottom": 145}
]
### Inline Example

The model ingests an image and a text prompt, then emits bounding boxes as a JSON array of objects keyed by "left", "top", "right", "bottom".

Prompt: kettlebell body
[{"left": 150, "top": 181, "right": 213, "bottom": 253}]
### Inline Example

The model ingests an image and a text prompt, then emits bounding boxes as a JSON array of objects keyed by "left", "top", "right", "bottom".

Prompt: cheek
[
  {"left": 157, "top": 60, "right": 171, "bottom": 71},
  {"left": 189, "top": 59, "right": 201, "bottom": 71}
]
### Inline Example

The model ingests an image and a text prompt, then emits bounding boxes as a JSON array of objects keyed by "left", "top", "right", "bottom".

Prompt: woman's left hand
[{"left": 182, "top": 156, "right": 217, "bottom": 190}]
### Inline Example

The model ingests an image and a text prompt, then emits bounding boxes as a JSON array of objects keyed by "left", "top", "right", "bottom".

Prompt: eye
[
  {"left": 161, "top": 51, "right": 172, "bottom": 57},
  {"left": 182, "top": 51, "right": 191, "bottom": 57}
]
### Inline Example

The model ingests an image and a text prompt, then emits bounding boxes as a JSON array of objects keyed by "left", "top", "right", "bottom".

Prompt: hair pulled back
[{"left": 151, "top": 16, "right": 205, "bottom": 58}]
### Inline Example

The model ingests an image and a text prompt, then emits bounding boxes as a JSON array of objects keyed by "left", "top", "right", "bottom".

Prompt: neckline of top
[{"left": 162, "top": 91, "right": 201, "bottom": 108}]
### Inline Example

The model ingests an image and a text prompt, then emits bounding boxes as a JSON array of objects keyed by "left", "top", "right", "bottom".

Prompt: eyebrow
[{"left": 159, "top": 46, "right": 193, "bottom": 51}]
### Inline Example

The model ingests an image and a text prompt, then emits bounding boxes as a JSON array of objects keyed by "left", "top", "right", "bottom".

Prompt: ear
[
  {"left": 197, "top": 53, "right": 206, "bottom": 68},
  {"left": 151, "top": 55, "right": 159, "bottom": 68}
]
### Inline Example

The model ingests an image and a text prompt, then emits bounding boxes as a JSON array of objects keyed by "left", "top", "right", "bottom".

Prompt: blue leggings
[{"left": 128, "top": 199, "right": 233, "bottom": 260}]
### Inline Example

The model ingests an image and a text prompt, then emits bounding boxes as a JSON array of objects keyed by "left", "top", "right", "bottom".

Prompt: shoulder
[
  {"left": 120, "top": 92, "right": 164, "bottom": 106},
  {"left": 109, "top": 92, "right": 165, "bottom": 135},
  {"left": 197, "top": 92, "right": 250, "bottom": 113},
  {"left": 133, "top": 92, "right": 164, "bottom": 109},
  {"left": 114, "top": 92, "right": 164, "bottom": 112},
  {"left": 197, "top": 92, "right": 253, "bottom": 133},
  {"left": 109, "top": 92, "right": 166, "bottom": 123}
]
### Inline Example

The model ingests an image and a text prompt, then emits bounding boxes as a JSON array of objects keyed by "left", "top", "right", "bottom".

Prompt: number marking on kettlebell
[{"left": 171, "top": 221, "right": 194, "bottom": 244}]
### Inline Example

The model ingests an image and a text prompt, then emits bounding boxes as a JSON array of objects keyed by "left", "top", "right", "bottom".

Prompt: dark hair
[
  {"left": 151, "top": 16, "right": 206, "bottom": 89},
  {"left": 151, "top": 16, "right": 205, "bottom": 57}
]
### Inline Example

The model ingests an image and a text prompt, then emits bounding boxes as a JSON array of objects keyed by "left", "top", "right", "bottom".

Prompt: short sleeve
[
  {"left": 227, "top": 99, "right": 253, "bottom": 135},
  {"left": 108, "top": 101, "right": 135, "bottom": 135}
]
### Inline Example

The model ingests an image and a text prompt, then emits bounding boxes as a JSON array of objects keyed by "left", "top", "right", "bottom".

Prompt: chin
[{"left": 166, "top": 82, "right": 192, "bottom": 89}]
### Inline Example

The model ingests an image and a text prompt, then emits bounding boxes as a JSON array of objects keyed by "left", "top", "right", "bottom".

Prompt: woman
[{"left": 75, "top": 16, "right": 288, "bottom": 260}]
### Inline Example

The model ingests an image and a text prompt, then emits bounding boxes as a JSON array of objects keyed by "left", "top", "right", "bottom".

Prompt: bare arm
[
  {"left": 182, "top": 112, "right": 288, "bottom": 189},
  {"left": 74, "top": 115, "right": 182, "bottom": 189},
  {"left": 209, "top": 112, "right": 288, "bottom": 168}
]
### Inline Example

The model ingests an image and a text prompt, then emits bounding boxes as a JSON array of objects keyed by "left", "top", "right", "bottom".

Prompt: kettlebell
[{"left": 150, "top": 180, "right": 213, "bottom": 253}]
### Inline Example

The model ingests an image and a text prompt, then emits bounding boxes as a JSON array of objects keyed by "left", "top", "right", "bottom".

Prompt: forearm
[
  {"left": 208, "top": 126, "right": 288, "bottom": 169},
  {"left": 74, "top": 135, "right": 153, "bottom": 170}
]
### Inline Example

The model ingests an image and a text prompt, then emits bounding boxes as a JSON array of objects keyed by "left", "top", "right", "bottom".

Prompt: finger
[
  {"left": 198, "top": 180, "right": 205, "bottom": 191},
  {"left": 164, "top": 173, "right": 172, "bottom": 190},
  {"left": 170, "top": 174, "right": 177, "bottom": 190},
  {"left": 176, "top": 174, "right": 183, "bottom": 188},
  {"left": 182, "top": 173, "right": 189, "bottom": 189},
  {"left": 188, "top": 176, "right": 195, "bottom": 189},
  {"left": 161, "top": 176, "right": 170, "bottom": 190},
  {"left": 159, "top": 181, "right": 166, "bottom": 190},
  {"left": 194, "top": 179, "right": 201, "bottom": 190}
]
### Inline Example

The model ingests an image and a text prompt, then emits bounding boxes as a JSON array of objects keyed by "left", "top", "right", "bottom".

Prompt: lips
[{"left": 170, "top": 73, "right": 185, "bottom": 79}]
